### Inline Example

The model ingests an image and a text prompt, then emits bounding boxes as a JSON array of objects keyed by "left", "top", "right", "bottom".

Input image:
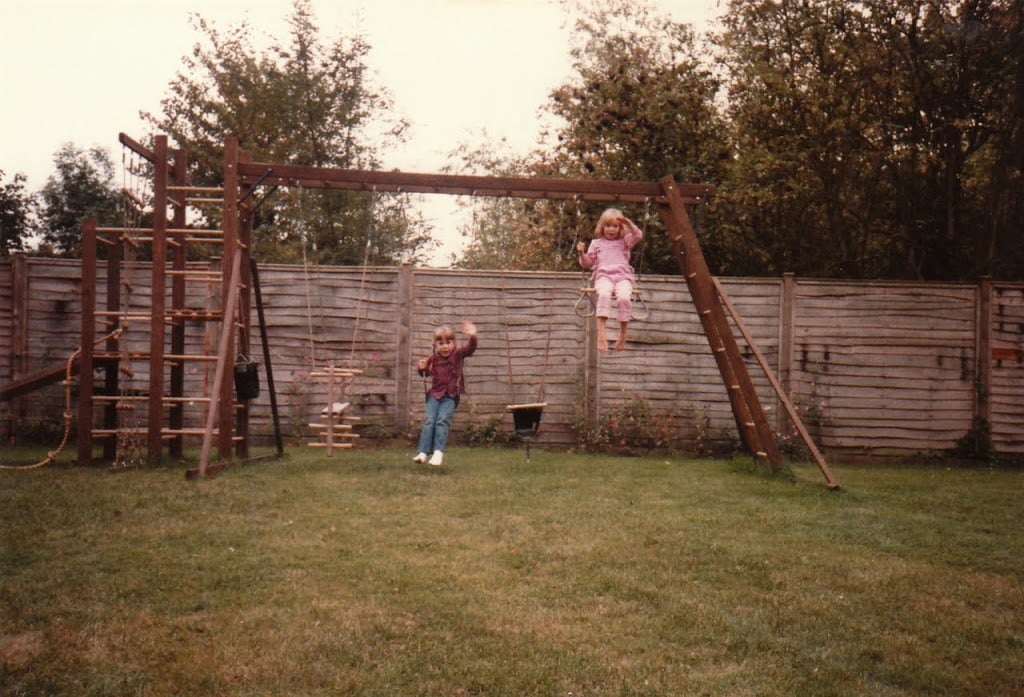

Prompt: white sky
[{"left": 0, "top": 0, "right": 721, "bottom": 263}]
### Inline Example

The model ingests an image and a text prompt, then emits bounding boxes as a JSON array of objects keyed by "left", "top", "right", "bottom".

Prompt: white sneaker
[
  {"left": 428, "top": 451, "right": 444, "bottom": 466},
  {"left": 412, "top": 452, "right": 428, "bottom": 464}
]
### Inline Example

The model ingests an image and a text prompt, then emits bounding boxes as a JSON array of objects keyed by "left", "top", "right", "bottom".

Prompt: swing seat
[
  {"left": 507, "top": 402, "right": 547, "bottom": 438},
  {"left": 321, "top": 401, "right": 350, "bottom": 416},
  {"left": 573, "top": 287, "right": 650, "bottom": 320}
]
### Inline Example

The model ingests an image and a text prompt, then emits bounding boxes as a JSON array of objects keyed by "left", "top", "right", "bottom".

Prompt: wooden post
[
  {"left": 714, "top": 278, "right": 839, "bottom": 488},
  {"left": 236, "top": 148, "right": 254, "bottom": 458},
  {"left": 976, "top": 277, "right": 992, "bottom": 429},
  {"left": 658, "top": 175, "right": 782, "bottom": 469},
  {"left": 218, "top": 136, "right": 240, "bottom": 459},
  {"left": 9, "top": 253, "right": 28, "bottom": 444},
  {"left": 168, "top": 147, "right": 188, "bottom": 458},
  {"left": 102, "top": 232, "right": 122, "bottom": 461},
  {"left": 779, "top": 273, "right": 796, "bottom": 435},
  {"left": 147, "top": 136, "right": 169, "bottom": 467},
  {"left": 77, "top": 219, "right": 97, "bottom": 466}
]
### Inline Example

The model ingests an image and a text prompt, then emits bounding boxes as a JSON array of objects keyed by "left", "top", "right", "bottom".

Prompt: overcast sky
[{"left": 1, "top": 0, "right": 721, "bottom": 263}]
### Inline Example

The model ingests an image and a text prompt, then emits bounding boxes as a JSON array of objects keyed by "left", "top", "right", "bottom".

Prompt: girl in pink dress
[{"left": 576, "top": 208, "right": 643, "bottom": 351}]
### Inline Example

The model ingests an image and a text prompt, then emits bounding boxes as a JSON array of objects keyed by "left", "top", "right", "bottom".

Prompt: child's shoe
[
  {"left": 412, "top": 452, "right": 428, "bottom": 464},
  {"left": 428, "top": 451, "right": 444, "bottom": 466}
]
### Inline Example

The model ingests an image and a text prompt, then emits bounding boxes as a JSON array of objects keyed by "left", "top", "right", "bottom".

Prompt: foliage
[
  {"left": 35, "top": 144, "right": 122, "bottom": 257},
  {"left": 586, "top": 395, "right": 684, "bottom": 454},
  {"left": 713, "top": 0, "right": 1024, "bottom": 281},
  {"left": 0, "top": 170, "right": 35, "bottom": 257},
  {"left": 457, "top": 0, "right": 729, "bottom": 273},
  {"left": 143, "top": 0, "right": 433, "bottom": 266}
]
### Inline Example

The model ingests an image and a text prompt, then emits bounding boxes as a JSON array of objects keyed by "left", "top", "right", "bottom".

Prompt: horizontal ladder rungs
[{"left": 307, "top": 442, "right": 355, "bottom": 449}]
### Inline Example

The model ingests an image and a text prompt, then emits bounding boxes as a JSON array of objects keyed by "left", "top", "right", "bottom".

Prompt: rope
[
  {"left": 1, "top": 328, "right": 125, "bottom": 470},
  {"left": 298, "top": 184, "right": 319, "bottom": 370},
  {"left": 348, "top": 190, "right": 375, "bottom": 366}
]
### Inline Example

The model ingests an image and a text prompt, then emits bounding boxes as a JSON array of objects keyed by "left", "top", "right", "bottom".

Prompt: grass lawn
[{"left": 1, "top": 446, "right": 1022, "bottom": 696}]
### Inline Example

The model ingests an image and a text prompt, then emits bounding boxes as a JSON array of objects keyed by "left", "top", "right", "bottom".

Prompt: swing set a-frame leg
[{"left": 658, "top": 176, "right": 786, "bottom": 475}]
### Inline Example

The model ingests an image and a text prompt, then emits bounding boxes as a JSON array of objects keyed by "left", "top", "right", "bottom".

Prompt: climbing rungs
[
  {"left": 307, "top": 442, "right": 354, "bottom": 449},
  {"left": 308, "top": 423, "right": 356, "bottom": 431}
]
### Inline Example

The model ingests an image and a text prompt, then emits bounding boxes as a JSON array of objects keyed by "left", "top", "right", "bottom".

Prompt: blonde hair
[
  {"left": 593, "top": 208, "right": 624, "bottom": 237},
  {"left": 432, "top": 325, "right": 455, "bottom": 345}
]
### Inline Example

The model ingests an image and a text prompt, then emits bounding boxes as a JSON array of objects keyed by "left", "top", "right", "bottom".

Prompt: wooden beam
[
  {"left": 713, "top": 277, "right": 839, "bottom": 489},
  {"left": 237, "top": 162, "right": 715, "bottom": 204}
]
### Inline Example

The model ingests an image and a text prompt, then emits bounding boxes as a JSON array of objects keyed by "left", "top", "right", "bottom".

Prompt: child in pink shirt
[{"left": 576, "top": 208, "right": 643, "bottom": 351}]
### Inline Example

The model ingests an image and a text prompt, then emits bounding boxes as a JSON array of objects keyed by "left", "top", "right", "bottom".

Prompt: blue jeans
[{"left": 417, "top": 395, "right": 457, "bottom": 454}]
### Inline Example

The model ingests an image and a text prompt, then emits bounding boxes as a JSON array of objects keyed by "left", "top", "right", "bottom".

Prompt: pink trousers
[{"left": 594, "top": 277, "right": 633, "bottom": 322}]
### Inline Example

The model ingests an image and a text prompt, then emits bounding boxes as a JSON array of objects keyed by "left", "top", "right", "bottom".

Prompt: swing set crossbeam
[{"left": 237, "top": 162, "right": 714, "bottom": 205}]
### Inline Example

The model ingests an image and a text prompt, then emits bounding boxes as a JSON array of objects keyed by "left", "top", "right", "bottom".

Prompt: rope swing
[{"left": 503, "top": 284, "right": 549, "bottom": 460}]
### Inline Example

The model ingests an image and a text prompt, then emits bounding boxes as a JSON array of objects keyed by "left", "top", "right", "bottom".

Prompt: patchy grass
[{"left": 1, "top": 447, "right": 1022, "bottom": 696}]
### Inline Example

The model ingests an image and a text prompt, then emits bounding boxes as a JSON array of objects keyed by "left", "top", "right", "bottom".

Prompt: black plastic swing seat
[{"left": 507, "top": 402, "right": 546, "bottom": 437}]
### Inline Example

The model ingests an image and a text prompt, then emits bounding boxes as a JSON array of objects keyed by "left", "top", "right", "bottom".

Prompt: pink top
[{"left": 580, "top": 227, "right": 642, "bottom": 284}]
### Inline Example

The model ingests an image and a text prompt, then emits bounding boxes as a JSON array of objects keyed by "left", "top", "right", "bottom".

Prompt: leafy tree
[
  {"left": 457, "top": 0, "right": 729, "bottom": 273},
  {"left": 36, "top": 144, "right": 121, "bottom": 257},
  {"left": 0, "top": 170, "right": 35, "bottom": 257},
  {"left": 714, "top": 0, "right": 1024, "bottom": 281},
  {"left": 144, "top": 0, "right": 433, "bottom": 265}
]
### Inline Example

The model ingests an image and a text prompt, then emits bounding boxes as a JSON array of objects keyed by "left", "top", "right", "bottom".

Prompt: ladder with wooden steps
[
  {"left": 658, "top": 176, "right": 783, "bottom": 471},
  {"left": 77, "top": 134, "right": 254, "bottom": 469},
  {"left": 307, "top": 366, "right": 364, "bottom": 455}
]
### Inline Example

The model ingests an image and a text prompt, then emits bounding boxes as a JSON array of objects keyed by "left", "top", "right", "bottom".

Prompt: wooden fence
[{"left": 1, "top": 256, "right": 1021, "bottom": 460}]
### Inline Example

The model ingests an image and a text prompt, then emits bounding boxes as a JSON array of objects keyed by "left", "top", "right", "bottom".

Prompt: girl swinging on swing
[{"left": 576, "top": 208, "right": 643, "bottom": 351}]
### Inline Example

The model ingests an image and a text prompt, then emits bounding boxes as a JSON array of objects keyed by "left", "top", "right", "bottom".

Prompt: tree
[
  {"left": 36, "top": 144, "right": 121, "bottom": 257},
  {"left": 456, "top": 0, "right": 729, "bottom": 273},
  {"left": 144, "top": 0, "right": 433, "bottom": 266},
  {"left": 0, "top": 170, "right": 35, "bottom": 257},
  {"left": 714, "top": 0, "right": 1024, "bottom": 281}
]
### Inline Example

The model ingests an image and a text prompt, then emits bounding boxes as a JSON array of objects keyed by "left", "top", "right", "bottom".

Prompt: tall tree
[
  {"left": 0, "top": 170, "right": 35, "bottom": 257},
  {"left": 715, "top": 0, "right": 1024, "bottom": 281},
  {"left": 144, "top": 0, "right": 433, "bottom": 265},
  {"left": 456, "top": 0, "right": 729, "bottom": 273},
  {"left": 36, "top": 144, "right": 121, "bottom": 257}
]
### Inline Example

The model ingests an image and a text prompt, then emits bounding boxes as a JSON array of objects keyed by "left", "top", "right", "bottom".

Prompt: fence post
[
  {"left": 10, "top": 253, "right": 29, "bottom": 443},
  {"left": 779, "top": 273, "right": 796, "bottom": 435},
  {"left": 976, "top": 277, "right": 992, "bottom": 429}
]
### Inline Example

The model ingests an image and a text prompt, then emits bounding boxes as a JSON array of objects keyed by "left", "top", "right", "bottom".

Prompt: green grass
[{"left": 1, "top": 447, "right": 1022, "bottom": 696}]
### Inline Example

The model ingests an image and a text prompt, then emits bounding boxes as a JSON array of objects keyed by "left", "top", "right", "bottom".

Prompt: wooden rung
[
  {"left": 744, "top": 421, "right": 755, "bottom": 427},
  {"left": 307, "top": 442, "right": 354, "bottom": 449},
  {"left": 687, "top": 272, "right": 697, "bottom": 279},
  {"left": 168, "top": 185, "right": 223, "bottom": 194},
  {"left": 729, "top": 384, "right": 740, "bottom": 390},
  {"left": 308, "top": 423, "right": 354, "bottom": 430},
  {"left": 170, "top": 228, "right": 225, "bottom": 236},
  {"left": 187, "top": 197, "right": 224, "bottom": 205},
  {"left": 714, "top": 347, "right": 726, "bottom": 353},
  {"left": 755, "top": 451, "right": 769, "bottom": 459},
  {"left": 167, "top": 270, "right": 223, "bottom": 279},
  {"left": 700, "top": 309, "right": 711, "bottom": 316}
]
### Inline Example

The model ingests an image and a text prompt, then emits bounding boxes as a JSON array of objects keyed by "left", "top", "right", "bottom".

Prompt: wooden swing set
[{"left": 7, "top": 132, "right": 837, "bottom": 488}]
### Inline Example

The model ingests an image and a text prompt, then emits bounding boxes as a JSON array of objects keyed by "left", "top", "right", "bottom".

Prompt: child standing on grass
[
  {"left": 413, "top": 320, "right": 478, "bottom": 466},
  {"left": 577, "top": 208, "right": 643, "bottom": 352}
]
